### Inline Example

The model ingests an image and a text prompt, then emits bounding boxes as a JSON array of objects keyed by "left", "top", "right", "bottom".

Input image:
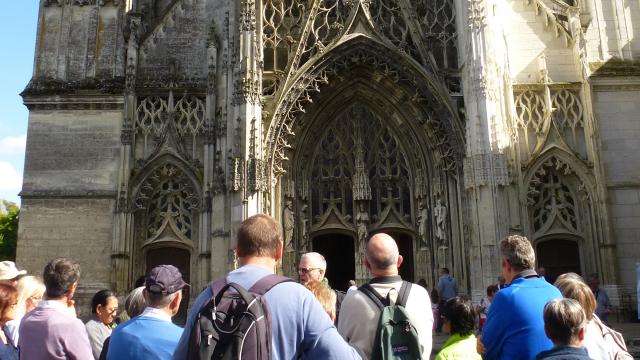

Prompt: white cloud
[
  {"left": 0, "top": 161, "right": 22, "bottom": 191},
  {"left": 0, "top": 135, "right": 26, "bottom": 155}
]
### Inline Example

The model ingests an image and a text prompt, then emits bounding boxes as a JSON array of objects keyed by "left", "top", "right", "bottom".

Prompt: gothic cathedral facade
[{"left": 18, "top": 0, "right": 640, "bottom": 312}]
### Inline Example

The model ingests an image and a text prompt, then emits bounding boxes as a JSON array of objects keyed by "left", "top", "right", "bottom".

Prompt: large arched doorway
[
  {"left": 312, "top": 234, "right": 355, "bottom": 291},
  {"left": 536, "top": 239, "right": 581, "bottom": 283}
]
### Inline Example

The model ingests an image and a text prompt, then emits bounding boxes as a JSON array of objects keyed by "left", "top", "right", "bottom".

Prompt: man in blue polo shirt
[
  {"left": 108, "top": 265, "right": 187, "bottom": 359},
  {"left": 479, "top": 235, "right": 562, "bottom": 360}
]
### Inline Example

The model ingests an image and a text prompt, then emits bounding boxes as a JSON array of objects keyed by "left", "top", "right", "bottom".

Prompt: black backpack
[{"left": 187, "top": 274, "right": 292, "bottom": 360}]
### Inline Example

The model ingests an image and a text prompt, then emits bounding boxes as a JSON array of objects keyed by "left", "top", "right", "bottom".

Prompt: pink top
[{"left": 18, "top": 300, "right": 93, "bottom": 360}]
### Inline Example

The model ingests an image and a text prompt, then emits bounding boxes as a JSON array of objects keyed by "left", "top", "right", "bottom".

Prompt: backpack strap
[
  {"left": 209, "top": 277, "right": 227, "bottom": 299},
  {"left": 359, "top": 284, "right": 388, "bottom": 310},
  {"left": 248, "top": 274, "right": 293, "bottom": 295},
  {"left": 396, "top": 281, "right": 412, "bottom": 307}
]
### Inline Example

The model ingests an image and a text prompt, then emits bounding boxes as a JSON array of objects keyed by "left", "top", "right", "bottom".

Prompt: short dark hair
[
  {"left": 442, "top": 296, "right": 476, "bottom": 336},
  {"left": 544, "top": 298, "right": 586, "bottom": 344},
  {"left": 91, "top": 289, "right": 116, "bottom": 314},
  {"left": 43, "top": 258, "right": 80, "bottom": 298},
  {"left": 441, "top": 267, "right": 450, "bottom": 274},
  {"left": 486, "top": 284, "right": 499, "bottom": 297},
  {"left": 236, "top": 214, "right": 282, "bottom": 258}
]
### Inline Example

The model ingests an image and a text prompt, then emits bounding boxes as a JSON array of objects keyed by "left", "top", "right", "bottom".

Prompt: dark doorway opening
[
  {"left": 378, "top": 230, "right": 415, "bottom": 283},
  {"left": 146, "top": 247, "right": 190, "bottom": 325},
  {"left": 312, "top": 234, "right": 355, "bottom": 291},
  {"left": 537, "top": 239, "right": 581, "bottom": 283}
]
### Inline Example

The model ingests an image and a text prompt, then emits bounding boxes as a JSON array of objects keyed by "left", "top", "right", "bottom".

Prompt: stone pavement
[{"left": 429, "top": 321, "right": 640, "bottom": 359}]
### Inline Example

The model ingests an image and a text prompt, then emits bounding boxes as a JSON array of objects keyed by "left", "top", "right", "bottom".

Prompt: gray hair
[
  {"left": 500, "top": 235, "right": 535, "bottom": 271},
  {"left": 145, "top": 289, "right": 179, "bottom": 308},
  {"left": 544, "top": 298, "right": 587, "bottom": 344},
  {"left": 125, "top": 286, "right": 146, "bottom": 318},
  {"left": 300, "top": 252, "right": 327, "bottom": 270}
]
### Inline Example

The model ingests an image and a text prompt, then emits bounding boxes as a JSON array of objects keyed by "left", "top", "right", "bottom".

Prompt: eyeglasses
[{"left": 298, "top": 267, "right": 321, "bottom": 275}]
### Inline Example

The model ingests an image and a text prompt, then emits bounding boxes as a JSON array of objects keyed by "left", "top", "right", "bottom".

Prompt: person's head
[
  {"left": 365, "top": 233, "right": 403, "bottom": 276},
  {"left": 144, "top": 265, "right": 188, "bottom": 316},
  {"left": 0, "top": 283, "right": 18, "bottom": 325},
  {"left": 15, "top": 275, "right": 45, "bottom": 315},
  {"left": 486, "top": 284, "right": 499, "bottom": 300},
  {"left": 537, "top": 267, "right": 546, "bottom": 276},
  {"left": 42, "top": 258, "right": 80, "bottom": 300},
  {"left": 298, "top": 252, "right": 327, "bottom": 284},
  {"left": 0, "top": 261, "right": 27, "bottom": 286},
  {"left": 125, "top": 286, "right": 146, "bottom": 318},
  {"left": 554, "top": 276, "right": 596, "bottom": 321},
  {"left": 543, "top": 298, "right": 587, "bottom": 347},
  {"left": 441, "top": 296, "right": 476, "bottom": 336},
  {"left": 417, "top": 278, "right": 428, "bottom": 289},
  {"left": 500, "top": 235, "right": 536, "bottom": 282},
  {"left": 440, "top": 268, "right": 450, "bottom": 276},
  {"left": 236, "top": 214, "right": 283, "bottom": 263},
  {"left": 304, "top": 280, "right": 337, "bottom": 322},
  {"left": 556, "top": 272, "right": 584, "bottom": 283},
  {"left": 587, "top": 273, "right": 600, "bottom": 291},
  {"left": 91, "top": 289, "right": 118, "bottom": 325}
]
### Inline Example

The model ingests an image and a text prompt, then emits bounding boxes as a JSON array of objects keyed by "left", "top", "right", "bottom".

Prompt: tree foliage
[{"left": 0, "top": 204, "right": 19, "bottom": 261}]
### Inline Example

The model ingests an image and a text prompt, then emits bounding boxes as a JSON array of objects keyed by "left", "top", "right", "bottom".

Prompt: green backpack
[{"left": 359, "top": 281, "right": 423, "bottom": 360}]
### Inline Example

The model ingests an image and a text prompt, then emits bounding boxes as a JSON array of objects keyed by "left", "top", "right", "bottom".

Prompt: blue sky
[{"left": 0, "top": 3, "right": 39, "bottom": 206}]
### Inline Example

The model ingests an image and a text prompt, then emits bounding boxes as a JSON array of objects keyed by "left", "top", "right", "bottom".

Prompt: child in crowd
[
  {"left": 435, "top": 296, "right": 482, "bottom": 360},
  {"left": 476, "top": 284, "right": 498, "bottom": 332},
  {"left": 536, "top": 298, "right": 591, "bottom": 360},
  {"left": 430, "top": 289, "right": 440, "bottom": 332},
  {"left": 305, "top": 280, "right": 337, "bottom": 322}
]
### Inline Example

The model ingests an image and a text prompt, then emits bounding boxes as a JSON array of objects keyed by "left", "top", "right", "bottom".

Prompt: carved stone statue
[
  {"left": 417, "top": 202, "right": 429, "bottom": 248},
  {"left": 433, "top": 199, "right": 447, "bottom": 243},
  {"left": 300, "top": 203, "right": 310, "bottom": 251},
  {"left": 283, "top": 199, "right": 295, "bottom": 252},
  {"left": 356, "top": 203, "right": 369, "bottom": 244}
]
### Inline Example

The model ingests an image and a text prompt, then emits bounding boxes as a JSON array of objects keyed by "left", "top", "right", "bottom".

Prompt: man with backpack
[
  {"left": 172, "top": 214, "right": 361, "bottom": 360},
  {"left": 337, "top": 233, "right": 433, "bottom": 359}
]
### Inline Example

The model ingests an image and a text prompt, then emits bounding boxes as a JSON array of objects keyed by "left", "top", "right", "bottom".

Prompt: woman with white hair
[{"left": 3, "top": 276, "right": 45, "bottom": 346}]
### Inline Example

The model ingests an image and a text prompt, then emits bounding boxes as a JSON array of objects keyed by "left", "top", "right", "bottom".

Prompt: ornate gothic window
[
  {"left": 514, "top": 89, "right": 546, "bottom": 162},
  {"left": 134, "top": 163, "right": 200, "bottom": 240},
  {"left": 307, "top": 105, "right": 412, "bottom": 227},
  {"left": 527, "top": 158, "right": 581, "bottom": 234},
  {"left": 134, "top": 95, "right": 206, "bottom": 161},
  {"left": 551, "top": 89, "right": 586, "bottom": 160}
]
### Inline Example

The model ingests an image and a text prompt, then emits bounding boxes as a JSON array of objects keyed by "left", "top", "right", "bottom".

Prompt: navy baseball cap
[{"left": 145, "top": 265, "right": 189, "bottom": 294}]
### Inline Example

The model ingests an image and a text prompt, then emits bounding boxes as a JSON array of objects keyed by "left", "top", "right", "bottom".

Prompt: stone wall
[{"left": 592, "top": 78, "right": 640, "bottom": 291}]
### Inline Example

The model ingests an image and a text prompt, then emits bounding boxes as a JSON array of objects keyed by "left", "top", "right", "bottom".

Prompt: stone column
[{"left": 460, "top": 0, "right": 513, "bottom": 293}]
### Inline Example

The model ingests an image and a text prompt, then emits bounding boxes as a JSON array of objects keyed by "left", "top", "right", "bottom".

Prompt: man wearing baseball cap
[
  {"left": 107, "top": 264, "right": 188, "bottom": 360},
  {"left": 0, "top": 261, "right": 26, "bottom": 285}
]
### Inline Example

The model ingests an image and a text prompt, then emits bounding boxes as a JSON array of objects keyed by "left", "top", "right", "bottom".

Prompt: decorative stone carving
[
  {"left": 417, "top": 201, "right": 429, "bottom": 248},
  {"left": 283, "top": 199, "right": 295, "bottom": 252},
  {"left": 433, "top": 198, "right": 447, "bottom": 244}
]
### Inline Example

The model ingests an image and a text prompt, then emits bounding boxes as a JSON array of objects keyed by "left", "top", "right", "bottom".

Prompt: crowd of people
[{"left": 0, "top": 214, "right": 630, "bottom": 359}]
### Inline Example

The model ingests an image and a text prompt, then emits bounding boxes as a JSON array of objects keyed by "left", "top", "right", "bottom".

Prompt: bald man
[{"left": 337, "top": 233, "right": 433, "bottom": 359}]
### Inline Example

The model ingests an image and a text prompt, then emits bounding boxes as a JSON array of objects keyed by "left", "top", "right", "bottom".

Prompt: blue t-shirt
[
  {"left": 172, "top": 265, "right": 361, "bottom": 360},
  {"left": 107, "top": 315, "right": 183, "bottom": 360},
  {"left": 482, "top": 276, "right": 562, "bottom": 360}
]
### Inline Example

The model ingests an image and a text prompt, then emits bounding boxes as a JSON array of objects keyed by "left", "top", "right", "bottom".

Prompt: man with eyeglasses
[{"left": 298, "top": 252, "right": 346, "bottom": 324}]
